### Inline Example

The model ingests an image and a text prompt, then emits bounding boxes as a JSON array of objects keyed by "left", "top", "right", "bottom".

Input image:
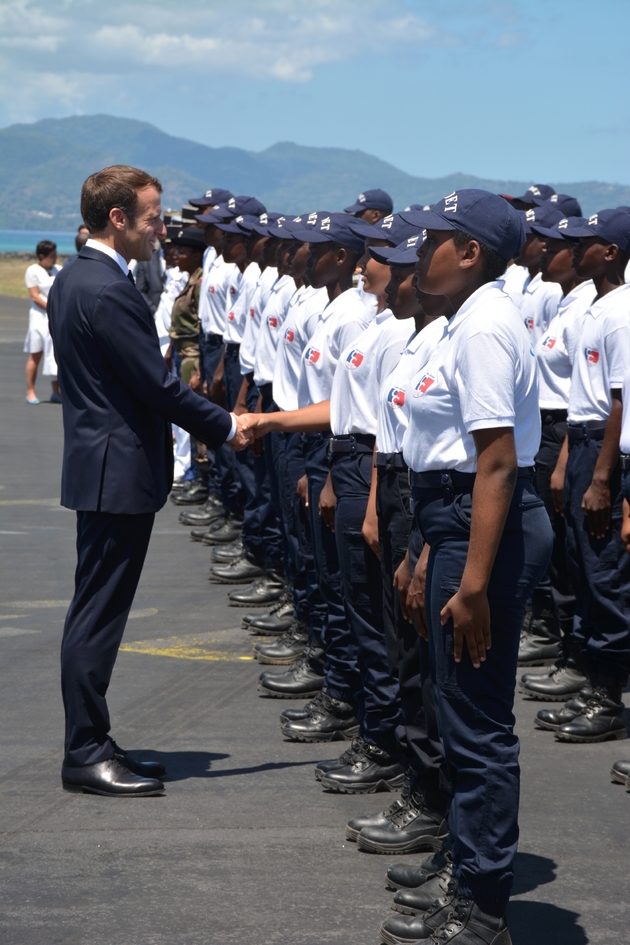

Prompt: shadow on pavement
[
  {"left": 512, "top": 852, "right": 557, "bottom": 895},
  {"left": 507, "top": 901, "right": 588, "bottom": 945},
  {"left": 128, "top": 750, "right": 230, "bottom": 780},
  {"left": 204, "top": 759, "right": 321, "bottom": 778}
]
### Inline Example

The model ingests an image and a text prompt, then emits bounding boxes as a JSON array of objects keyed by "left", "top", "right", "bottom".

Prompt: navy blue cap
[
  {"left": 520, "top": 205, "right": 565, "bottom": 235},
  {"left": 216, "top": 214, "right": 260, "bottom": 235},
  {"left": 171, "top": 225, "right": 206, "bottom": 250},
  {"left": 530, "top": 193, "right": 582, "bottom": 217},
  {"left": 400, "top": 189, "right": 526, "bottom": 261},
  {"left": 210, "top": 196, "right": 266, "bottom": 220},
  {"left": 247, "top": 212, "right": 287, "bottom": 237},
  {"left": 370, "top": 232, "right": 425, "bottom": 267},
  {"left": 267, "top": 214, "right": 306, "bottom": 239},
  {"left": 349, "top": 212, "right": 424, "bottom": 246},
  {"left": 529, "top": 216, "right": 586, "bottom": 241},
  {"left": 510, "top": 184, "right": 557, "bottom": 205},
  {"left": 189, "top": 188, "right": 235, "bottom": 208},
  {"left": 305, "top": 213, "right": 367, "bottom": 255},
  {"left": 288, "top": 211, "right": 336, "bottom": 243},
  {"left": 344, "top": 189, "right": 394, "bottom": 215},
  {"left": 555, "top": 208, "right": 630, "bottom": 253}
]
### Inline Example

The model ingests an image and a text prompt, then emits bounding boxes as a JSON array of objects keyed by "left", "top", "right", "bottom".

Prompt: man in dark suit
[
  {"left": 135, "top": 240, "right": 165, "bottom": 313},
  {"left": 48, "top": 165, "right": 253, "bottom": 797}
]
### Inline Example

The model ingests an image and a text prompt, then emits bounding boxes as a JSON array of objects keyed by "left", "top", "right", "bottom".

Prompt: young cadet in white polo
[
  {"left": 518, "top": 218, "right": 596, "bottom": 705},
  {"left": 379, "top": 190, "right": 552, "bottom": 945},
  {"left": 251, "top": 214, "right": 377, "bottom": 719},
  {"left": 514, "top": 206, "right": 564, "bottom": 343},
  {"left": 547, "top": 209, "right": 630, "bottom": 746}
]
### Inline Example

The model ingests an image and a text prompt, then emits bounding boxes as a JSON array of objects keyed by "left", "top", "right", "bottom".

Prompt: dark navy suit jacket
[{"left": 48, "top": 245, "right": 232, "bottom": 514}]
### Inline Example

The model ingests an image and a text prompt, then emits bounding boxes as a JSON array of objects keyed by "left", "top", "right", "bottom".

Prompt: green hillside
[{"left": 1, "top": 115, "right": 629, "bottom": 229}]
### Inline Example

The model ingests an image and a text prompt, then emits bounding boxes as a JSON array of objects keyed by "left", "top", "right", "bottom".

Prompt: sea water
[{"left": 0, "top": 230, "right": 77, "bottom": 255}]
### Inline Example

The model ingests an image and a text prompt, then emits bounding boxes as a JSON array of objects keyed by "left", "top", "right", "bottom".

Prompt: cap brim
[
  {"left": 399, "top": 208, "right": 457, "bottom": 230},
  {"left": 530, "top": 224, "right": 578, "bottom": 241},
  {"left": 243, "top": 222, "right": 271, "bottom": 237},
  {"left": 344, "top": 203, "right": 367, "bottom": 214},
  {"left": 216, "top": 221, "right": 248, "bottom": 234},
  {"left": 348, "top": 219, "right": 380, "bottom": 239},
  {"left": 195, "top": 212, "right": 222, "bottom": 224},
  {"left": 368, "top": 245, "right": 397, "bottom": 264},
  {"left": 554, "top": 223, "right": 594, "bottom": 239},
  {"left": 388, "top": 247, "right": 421, "bottom": 266},
  {"left": 304, "top": 230, "right": 334, "bottom": 244},
  {"left": 190, "top": 197, "right": 215, "bottom": 208}
]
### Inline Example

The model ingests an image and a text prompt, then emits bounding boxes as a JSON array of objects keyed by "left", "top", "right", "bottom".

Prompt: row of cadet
[{"left": 148, "top": 182, "right": 630, "bottom": 945}]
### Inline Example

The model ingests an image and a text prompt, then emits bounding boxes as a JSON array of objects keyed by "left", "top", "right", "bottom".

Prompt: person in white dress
[{"left": 24, "top": 240, "right": 61, "bottom": 404}]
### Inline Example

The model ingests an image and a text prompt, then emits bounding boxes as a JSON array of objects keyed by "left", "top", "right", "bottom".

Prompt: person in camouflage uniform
[{"left": 169, "top": 226, "right": 207, "bottom": 391}]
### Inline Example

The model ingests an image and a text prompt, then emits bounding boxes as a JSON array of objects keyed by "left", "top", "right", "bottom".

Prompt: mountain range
[{"left": 1, "top": 114, "right": 629, "bottom": 230}]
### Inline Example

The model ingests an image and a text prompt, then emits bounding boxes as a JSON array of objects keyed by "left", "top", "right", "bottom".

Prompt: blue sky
[{"left": 1, "top": 0, "right": 629, "bottom": 184}]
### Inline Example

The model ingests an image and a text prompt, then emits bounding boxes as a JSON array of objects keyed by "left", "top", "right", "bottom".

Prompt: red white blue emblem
[
  {"left": 541, "top": 336, "right": 556, "bottom": 349},
  {"left": 268, "top": 315, "right": 278, "bottom": 328},
  {"left": 346, "top": 349, "right": 364, "bottom": 369},
  {"left": 585, "top": 347, "right": 599, "bottom": 364},
  {"left": 387, "top": 388, "right": 405, "bottom": 408},
  {"left": 524, "top": 317, "right": 534, "bottom": 332},
  {"left": 305, "top": 346, "right": 320, "bottom": 363},
  {"left": 413, "top": 373, "right": 435, "bottom": 396},
  {"left": 284, "top": 328, "right": 295, "bottom": 343}
]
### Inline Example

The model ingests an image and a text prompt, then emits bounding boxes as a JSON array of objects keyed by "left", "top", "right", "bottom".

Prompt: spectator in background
[
  {"left": 135, "top": 236, "right": 166, "bottom": 313},
  {"left": 63, "top": 225, "right": 90, "bottom": 267},
  {"left": 24, "top": 240, "right": 61, "bottom": 404}
]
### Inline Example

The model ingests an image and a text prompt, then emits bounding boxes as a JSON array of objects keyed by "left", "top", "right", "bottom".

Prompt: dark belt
[
  {"left": 541, "top": 408, "right": 567, "bottom": 424},
  {"left": 244, "top": 371, "right": 254, "bottom": 383},
  {"left": 329, "top": 433, "right": 375, "bottom": 455},
  {"left": 620, "top": 455, "right": 630, "bottom": 470},
  {"left": 375, "top": 451, "right": 407, "bottom": 470},
  {"left": 257, "top": 383, "right": 273, "bottom": 398},
  {"left": 567, "top": 421, "right": 607, "bottom": 443},
  {"left": 201, "top": 332, "right": 224, "bottom": 343},
  {"left": 409, "top": 466, "right": 535, "bottom": 492}
]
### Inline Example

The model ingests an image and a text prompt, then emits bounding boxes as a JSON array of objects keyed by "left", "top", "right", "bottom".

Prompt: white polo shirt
[
  {"left": 197, "top": 244, "right": 217, "bottom": 333},
  {"left": 497, "top": 263, "right": 529, "bottom": 307},
  {"left": 377, "top": 316, "right": 448, "bottom": 454},
  {"left": 567, "top": 283, "right": 630, "bottom": 423},
  {"left": 223, "top": 263, "right": 260, "bottom": 345},
  {"left": 535, "top": 280, "right": 595, "bottom": 410},
  {"left": 330, "top": 310, "right": 412, "bottom": 436},
  {"left": 239, "top": 266, "right": 278, "bottom": 375},
  {"left": 402, "top": 282, "right": 540, "bottom": 473},
  {"left": 253, "top": 275, "right": 297, "bottom": 387},
  {"left": 154, "top": 266, "right": 189, "bottom": 353},
  {"left": 296, "top": 287, "right": 377, "bottom": 407},
  {"left": 520, "top": 272, "right": 563, "bottom": 345},
  {"left": 619, "top": 366, "right": 630, "bottom": 454},
  {"left": 202, "top": 255, "right": 236, "bottom": 336},
  {"left": 272, "top": 286, "right": 328, "bottom": 411}
]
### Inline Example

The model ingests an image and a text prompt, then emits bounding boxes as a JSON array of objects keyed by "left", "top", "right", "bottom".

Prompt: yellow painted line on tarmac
[
  {"left": 121, "top": 631, "right": 254, "bottom": 662},
  {"left": 0, "top": 499, "right": 61, "bottom": 506},
  {"left": 7, "top": 600, "right": 70, "bottom": 608}
]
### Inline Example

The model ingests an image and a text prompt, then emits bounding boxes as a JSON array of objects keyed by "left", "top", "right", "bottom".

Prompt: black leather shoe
[
  {"left": 280, "top": 690, "right": 325, "bottom": 723},
  {"left": 519, "top": 660, "right": 588, "bottom": 701},
  {"left": 534, "top": 686, "right": 593, "bottom": 731},
  {"left": 203, "top": 515, "right": 243, "bottom": 545},
  {"left": 386, "top": 847, "right": 452, "bottom": 890},
  {"left": 259, "top": 647, "right": 325, "bottom": 699},
  {"left": 393, "top": 861, "right": 454, "bottom": 915},
  {"left": 517, "top": 628, "right": 562, "bottom": 666},
  {"left": 179, "top": 496, "right": 224, "bottom": 526},
  {"left": 425, "top": 897, "right": 511, "bottom": 945},
  {"left": 229, "top": 573, "right": 286, "bottom": 608},
  {"left": 61, "top": 758, "right": 164, "bottom": 796},
  {"left": 111, "top": 741, "right": 166, "bottom": 778},
  {"left": 346, "top": 774, "right": 411, "bottom": 839},
  {"left": 610, "top": 759, "right": 630, "bottom": 785},
  {"left": 170, "top": 478, "right": 190, "bottom": 494},
  {"left": 254, "top": 623, "right": 308, "bottom": 664},
  {"left": 357, "top": 789, "right": 448, "bottom": 854},
  {"left": 380, "top": 881, "right": 458, "bottom": 944},
  {"left": 555, "top": 685, "right": 628, "bottom": 743},
  {"left": 170, "top": 480, "right": 208, "bottom": 506},
  {"left": 209, "top": 554, "right": 265, "bottom": 584},
  {"left": 212, "top": 539, "right": 244, "bottom": 563},
  {"left": 280, "top": 689, "right": 357, "bottom": 739},
  {"left": 321, "top": 740, "right": 405, "bottom": 794},
  {"left": 248, "top": 598, "right": 295, "bottom": 635},
  {"left": 316, "top": 738, "right": 364, "bottom": 781}
]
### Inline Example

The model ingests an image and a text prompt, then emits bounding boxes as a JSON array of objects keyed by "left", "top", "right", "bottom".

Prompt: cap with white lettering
[
  {"left": 304, "top": 214, "right": 366, "bottom": 254},
  {"left": 554, "top": 208, "right": 630, "bottom": 253},
  {"left": 344, "top": 189, "right": 394, "bottom": 215},
  {"left": 349, "top": 212, "right": 424, "bottom": 246},
  {"left": 520, "top": 205, "right": 565, "bottom": 235},
  {"left": 189, "top": 188, "right": 235, "bottom": 208}
]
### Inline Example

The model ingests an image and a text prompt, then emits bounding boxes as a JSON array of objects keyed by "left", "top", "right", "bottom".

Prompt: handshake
[{"left": 227, "top": 412, "right": 273, "bottom": 451}]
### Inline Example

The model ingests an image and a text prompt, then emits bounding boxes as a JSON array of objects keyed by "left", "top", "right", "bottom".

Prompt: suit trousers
[
  {"left": 414, "top": 478, "right": 552, "bottom": 904},
  {"left": 61, "top": 510, "right": 155, "bottom": 767}
]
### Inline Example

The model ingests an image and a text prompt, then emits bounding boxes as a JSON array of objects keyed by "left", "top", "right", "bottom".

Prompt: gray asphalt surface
[{"left": 0, "top": 292, "right": 628, "bottom": 945}]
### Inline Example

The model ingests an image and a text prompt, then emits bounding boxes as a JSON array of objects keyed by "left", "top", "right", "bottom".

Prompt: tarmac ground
[{"left": 0, "top": 293, "right": 629, "bottom": 945}]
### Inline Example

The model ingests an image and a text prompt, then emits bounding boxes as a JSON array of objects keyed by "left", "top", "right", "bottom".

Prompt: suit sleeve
[{"left": 92, "top": 279, "right": 232, "bottom": 449}]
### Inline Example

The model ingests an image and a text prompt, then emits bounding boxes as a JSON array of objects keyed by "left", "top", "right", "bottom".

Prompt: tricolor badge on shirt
[
  {"left": 585, "top": 347, "right": 599, "bottom": 364},
  {"left": 346, "top": 349, "right": 364, "bottom": 369},
  {"left": 413, "top": 373, "right": 435, "bottom": 396},
  {"left": 387, "top": 388, "right": 405, "bottom": 408},
  {"left": 524, "top": 317, "right": 534, "bottom": 332},
  {"left": 541, "top": 336, "right": 556, "bottom": 349},
  {"left": 284, "top": 328, "right": 295, "bottom": 343},
  {"left": 305, "top": 346, "right": 320, "bottom": 363},
  {"left": 268, "top": 316, "right": 278, "bottom": 328}
]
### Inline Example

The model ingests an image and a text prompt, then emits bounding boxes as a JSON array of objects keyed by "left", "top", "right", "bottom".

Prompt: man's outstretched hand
[{"left": 227, "top": 413, "right": 255, "bottom": 451}]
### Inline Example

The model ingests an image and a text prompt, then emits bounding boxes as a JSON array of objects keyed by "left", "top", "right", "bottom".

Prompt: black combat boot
[
  {"left": 534, "top": 686, "right": 593, "bottom": 731},
  {"left": 555, "top": 679, "right": 628, "bottom": 743},
  {"left": 280, "top": 689, "right": 357, "bottom": 739},
  {"left": 320, "top": 740, "right": 405, "bottom": 794},
  {"left": 357, "top": 786, "right": 448, "bottom": 854}
]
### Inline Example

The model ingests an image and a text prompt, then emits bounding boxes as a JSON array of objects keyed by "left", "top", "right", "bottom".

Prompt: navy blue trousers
[
  {"left": 61, "top": 510, "right": 155, "bottom": 767},
  {"left": 331, "top": 451, "right": 402, "bottom": 756},
  {"left": 378, "top": 464, "right": 450, "bottom": 810},
  {"left": 303, "top": 434, "right": 360, "bottom": 701},
  {"left": 564, "top": 433, "right": 630, "bottom": 682},
  {"left": 414, "top": 478, "right": 552, "bottom": 904},
  {"left": 199, "top": 332, "right": 241, "bottom": 513}
]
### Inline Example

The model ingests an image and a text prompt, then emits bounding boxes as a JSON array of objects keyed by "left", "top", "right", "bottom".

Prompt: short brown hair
[
  {"left": 80, "top": 165, "right": 162, "bottom": 233},
  {"left": 36, "top": 240, "right": 57, "bottom": 258}
]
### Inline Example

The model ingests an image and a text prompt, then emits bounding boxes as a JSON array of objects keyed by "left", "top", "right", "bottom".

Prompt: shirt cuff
[{"left": 226, "top": 412, "right": 238, "bottom": 442}]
